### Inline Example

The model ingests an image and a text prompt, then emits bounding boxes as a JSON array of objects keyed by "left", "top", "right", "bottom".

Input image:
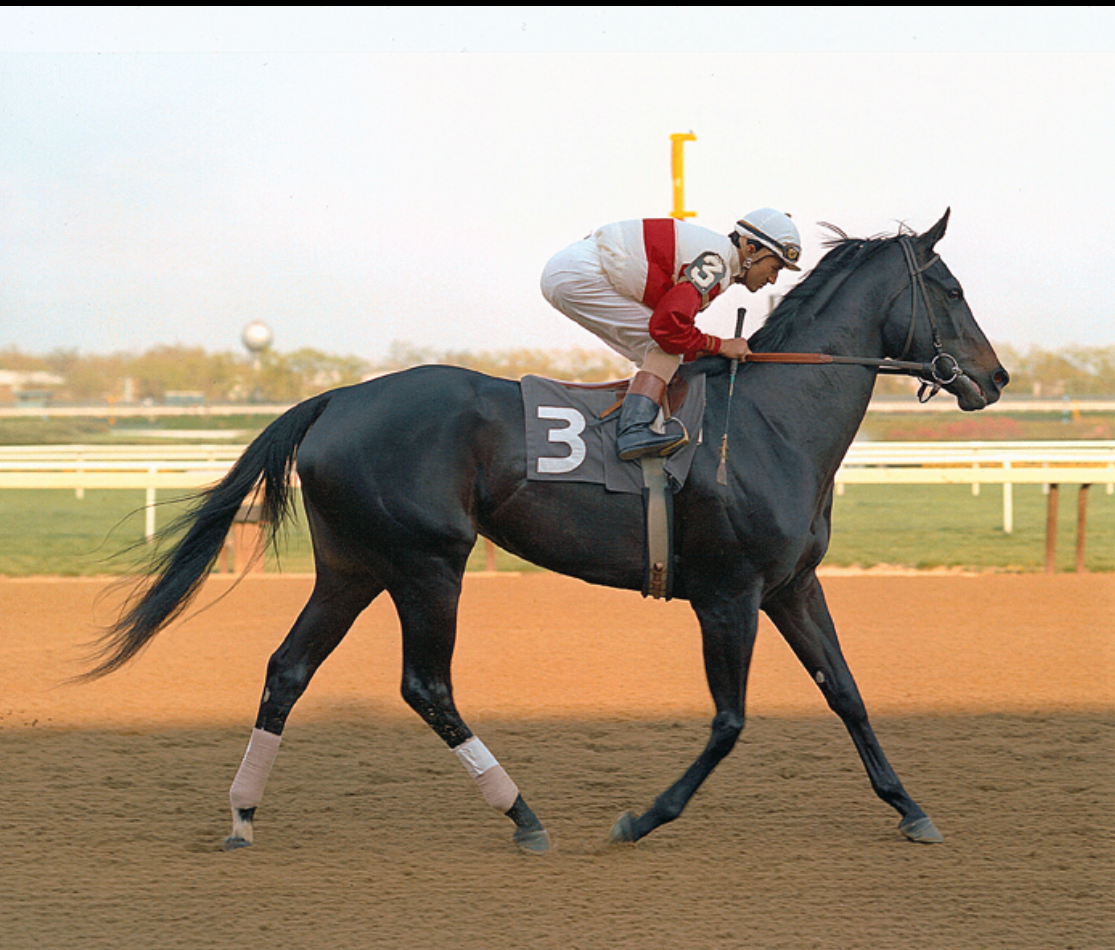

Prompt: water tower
[
  {"left": 241, "top": 320, "right": 273, "bottom": 370},
  {"left": 241, "top": 320, "right": 273, "bottom": 402}
]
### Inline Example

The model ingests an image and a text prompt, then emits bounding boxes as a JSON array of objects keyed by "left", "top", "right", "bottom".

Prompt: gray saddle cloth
[{"left": 521, "top": 374, "right": 705, "bottom": 494}]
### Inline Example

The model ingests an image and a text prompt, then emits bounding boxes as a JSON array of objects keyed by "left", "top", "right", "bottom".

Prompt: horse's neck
[{"left": 752, "top": 276, "right": 892, "bottom": 468}]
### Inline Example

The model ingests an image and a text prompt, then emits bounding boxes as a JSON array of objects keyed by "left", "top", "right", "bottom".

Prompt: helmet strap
[
  {"left": 738, "top": 242, "right": 757, "bottom": 272},
  {"left": 742, "top": 245, "right": 773, "bottom": 271}
]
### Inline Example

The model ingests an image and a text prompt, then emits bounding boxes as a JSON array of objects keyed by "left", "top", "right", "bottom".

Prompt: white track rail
[{"left": 0, "top": 441, "right": 1112, "bottom": 550}]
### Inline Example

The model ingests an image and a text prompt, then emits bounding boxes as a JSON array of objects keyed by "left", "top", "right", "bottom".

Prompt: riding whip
[{"left": 715, "top": 307, "right": 746, "bottom": 486}]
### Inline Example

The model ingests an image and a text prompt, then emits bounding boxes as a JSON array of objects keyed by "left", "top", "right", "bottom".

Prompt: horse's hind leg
[
  {"left": 391, "top": 569, "right": 550, "bottom": 854},
  {"left": 223, "top": 571, "right": 379, "bottom": 850},
  {"left": 763, "top": 570, "right": 943, "bottom": 843}
]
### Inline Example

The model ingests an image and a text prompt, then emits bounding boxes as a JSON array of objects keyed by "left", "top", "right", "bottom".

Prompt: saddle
[
  {"left": 558, "top": 374, "right": 692, "bottom": 424},
  {"left": 520, "top": 372, "right": 708, "bottom": 601}
]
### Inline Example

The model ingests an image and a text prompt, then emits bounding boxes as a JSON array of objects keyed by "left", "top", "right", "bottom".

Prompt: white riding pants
[{"left": 541, "top": 238, "right": 681, "bottom": 383}]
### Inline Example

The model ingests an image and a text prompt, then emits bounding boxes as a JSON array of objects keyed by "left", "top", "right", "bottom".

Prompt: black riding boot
[{"left": 615, "top": 372, "right": 689, "bottom": 461}]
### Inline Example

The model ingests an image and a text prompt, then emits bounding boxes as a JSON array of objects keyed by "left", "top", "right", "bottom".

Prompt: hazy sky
[{"left": 2, "top": 8, "right": 1114, "bottom": 362}]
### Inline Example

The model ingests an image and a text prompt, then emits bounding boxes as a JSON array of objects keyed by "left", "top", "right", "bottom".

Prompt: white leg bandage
[
  {"left": 229, "top": 727, "right": 282, "bottom": 811},
  {"left": 452, "top": 736, "right": 520, "bottom": 813}
]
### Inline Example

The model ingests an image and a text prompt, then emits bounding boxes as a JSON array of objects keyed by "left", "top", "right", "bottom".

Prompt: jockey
[{"left": 541, "top": 208, "right": 802, "bottom": 460}]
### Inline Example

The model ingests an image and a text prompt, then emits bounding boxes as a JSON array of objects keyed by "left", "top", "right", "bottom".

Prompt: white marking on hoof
[{"left": 229, "top": 808, "right": 254, "bottom": 845}]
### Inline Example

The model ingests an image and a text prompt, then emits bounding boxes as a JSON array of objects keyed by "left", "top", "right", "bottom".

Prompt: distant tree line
[
  {"left": 0, "top": 345, "right": 368, "bottom": 404},
  {"left": 0, "top": 342, "right": 1112, "bottom": 405},
  {"left": 993, "top": 344, "right": 1115, "bottom": 397},
  {"left": 0, "top": 342, "right": 630, "bottom": 405}
]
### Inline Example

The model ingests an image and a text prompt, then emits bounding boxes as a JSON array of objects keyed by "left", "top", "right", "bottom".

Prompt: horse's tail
[{"left": 83, "top": 392, "right": 333, "bottom": 680}]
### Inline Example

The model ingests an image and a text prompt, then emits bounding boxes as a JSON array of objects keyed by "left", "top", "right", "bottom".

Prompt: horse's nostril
[{"left": 993, "top": 368, "right": 1010, "bottom": 389}]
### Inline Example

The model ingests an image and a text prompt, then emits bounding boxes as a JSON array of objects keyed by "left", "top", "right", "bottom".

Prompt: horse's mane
[{"left": 748, "top": 225, "right": 911, "bottom": 353}]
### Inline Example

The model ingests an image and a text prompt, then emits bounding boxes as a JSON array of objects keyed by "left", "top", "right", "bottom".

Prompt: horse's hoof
[
  {"left": 513, "top": 827, "right": 552, "bottom": 854},
  {"left": 222, "top": 835, "right": 253, "bottom": 851},
  {"left": 608, "top": 811, "right": 638, "bottom": 844},
  {"left": 899, "top": 815, "right": 944, "bottom": 843}
]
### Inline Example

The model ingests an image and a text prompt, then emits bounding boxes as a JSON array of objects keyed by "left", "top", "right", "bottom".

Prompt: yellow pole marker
[{"left": 670, "top": 132, "right": 697, "bottom": 220}]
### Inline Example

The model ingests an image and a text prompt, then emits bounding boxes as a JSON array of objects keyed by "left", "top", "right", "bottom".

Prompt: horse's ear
[{"left": 916, "top": 208, "right": 950, "bottom": 257}]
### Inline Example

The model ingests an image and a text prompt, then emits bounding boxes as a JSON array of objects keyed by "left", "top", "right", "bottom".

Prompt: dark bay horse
[{"left": 90, "top": 210, "right": 1008, "bottom": 853}]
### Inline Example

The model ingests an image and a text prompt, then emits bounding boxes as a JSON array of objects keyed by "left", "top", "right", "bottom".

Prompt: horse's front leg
[
  {"left": 763, "top": 570, "right": 943, "bottom": 843},
  {"left": 610, "top": 589, "right": 760, "bottom": 844}
]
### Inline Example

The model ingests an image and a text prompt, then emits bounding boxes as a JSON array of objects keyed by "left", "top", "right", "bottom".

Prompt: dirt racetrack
[{"left": 2, "top": 571, "right": 1113, "bottom": 950}]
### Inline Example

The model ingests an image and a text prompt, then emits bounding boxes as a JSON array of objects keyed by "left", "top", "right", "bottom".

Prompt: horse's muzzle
[
  {"left": 953, "top": 374, "right": 989, "bottom": 410},
  {"left": 947, "top": 357, "right": 1009, "bottom": 410}
]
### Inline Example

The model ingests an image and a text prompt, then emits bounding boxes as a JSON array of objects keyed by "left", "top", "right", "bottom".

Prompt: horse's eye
[{"left": 947, "top": 288, "right": 963, "bottom": 301}]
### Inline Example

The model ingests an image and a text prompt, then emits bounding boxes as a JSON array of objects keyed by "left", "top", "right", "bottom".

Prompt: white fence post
[
  {"left": 145, "top": 465, "right": 157, "bottom": 542},
  {"left": 1002, "top": 460, "right": 1013, "bottom": 535}
]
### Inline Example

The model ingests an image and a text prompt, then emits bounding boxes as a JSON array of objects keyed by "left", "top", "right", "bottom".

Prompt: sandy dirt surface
[{"left": 2, "top": 572, "right": 1113, "bottom": 949}]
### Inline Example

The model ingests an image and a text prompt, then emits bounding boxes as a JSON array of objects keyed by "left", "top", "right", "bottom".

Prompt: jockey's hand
[{"left": 719, "top": 337, "right": 751, "bottom": 361}]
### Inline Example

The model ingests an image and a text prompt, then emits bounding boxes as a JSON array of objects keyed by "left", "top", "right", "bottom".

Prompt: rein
[{"left": 745, "top": 237, "right": 962, "bottom": 403}]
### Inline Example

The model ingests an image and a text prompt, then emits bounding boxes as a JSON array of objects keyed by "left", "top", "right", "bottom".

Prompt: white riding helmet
[{"left": 734, "top": 208, "right": 802, "bottom": 271}]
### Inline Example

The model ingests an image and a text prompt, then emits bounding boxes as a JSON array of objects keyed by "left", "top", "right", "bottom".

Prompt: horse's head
[{"left": 887, "top": 210, "right": 1010, "bottom": 410}]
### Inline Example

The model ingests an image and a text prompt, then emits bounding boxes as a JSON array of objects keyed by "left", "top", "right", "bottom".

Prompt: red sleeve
[{"left": 648, "top": 282, "right": 723, "bottom": 361}]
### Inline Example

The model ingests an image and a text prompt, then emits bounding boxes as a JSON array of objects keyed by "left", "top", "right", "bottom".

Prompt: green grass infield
[{"left": 0, "top": 482, "right": 1110, "bottom": 577}]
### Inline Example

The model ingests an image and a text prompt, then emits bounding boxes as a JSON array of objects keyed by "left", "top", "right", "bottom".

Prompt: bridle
[
  {"left": 744, "top": 237, "right": 964, "bottom": 403},
  {"left": 893, "top": 237, "right": 961, "bottom": 402}
]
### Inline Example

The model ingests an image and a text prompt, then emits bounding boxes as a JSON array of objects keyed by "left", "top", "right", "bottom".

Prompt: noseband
[{"left": 744, "top": 236, "right": 964, "bottom": 402}]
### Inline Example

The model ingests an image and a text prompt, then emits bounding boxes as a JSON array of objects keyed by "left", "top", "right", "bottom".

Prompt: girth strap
[{"left": 640, "top": 457, "right": 674, "bottom": 599}]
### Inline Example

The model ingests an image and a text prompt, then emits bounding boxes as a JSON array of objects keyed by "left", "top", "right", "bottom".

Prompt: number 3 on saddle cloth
[{"left": 521, "top": 373, "right": 707, "bottom": 599}]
